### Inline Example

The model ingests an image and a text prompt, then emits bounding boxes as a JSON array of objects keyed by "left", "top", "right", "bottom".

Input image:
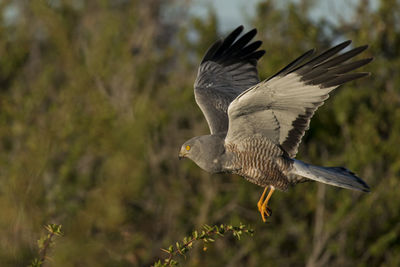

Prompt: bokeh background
[{"left": 1, "top": 0, "right": 399, "bottom": 266}]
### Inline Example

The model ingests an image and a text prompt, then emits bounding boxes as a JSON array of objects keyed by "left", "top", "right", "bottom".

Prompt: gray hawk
[{"left": 179, "top": 26, "right": 371, "bottom": 222}]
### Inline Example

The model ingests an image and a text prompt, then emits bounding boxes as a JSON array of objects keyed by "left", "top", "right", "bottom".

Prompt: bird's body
[
  {"left": 225, "top": 136, "right": 291, "bottom": 190},
  {"left": 179, "top": 26, "right": 371, "bottom": 221}
]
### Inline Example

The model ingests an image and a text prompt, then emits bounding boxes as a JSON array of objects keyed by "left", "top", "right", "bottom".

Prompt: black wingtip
[
  {"left": 231, "top": 25, "right": 244, "bottom": 36},
  {"left": 200, "top": 39, "right": 223, "bottom": 64},
  {"left": 360, "top": 181, "right": 371, "bottom": 193},
  {"left": 255, "top": 50, "right": 266, "bottom": 59},
  {"left": 236, "top": 25, "right": 244, "bottom": 31},
  {"left": 200, "top": 25, "right": 265, "bottom": 66},
  {"left": 249, "top": 28, "right": 257, "bottom": 35},
  {"left": 267, "top": 48, "right": 316, "bottom": 80},
  {"left": 322, "top": 72, "right": 370, "bottom": 87},
  {"left": 341, "top": 40, "right": 352, "bottom": 47},
  {"left": 303, "top": 40, "right": 352, "bottom": 67},
  {"left": 351, "top": 44, "right": 369, "bottom": 55},
  {"left": 364, "top": 57, "right": 374, "bottom": 63},
  {"left": 358, "top": 44, "right": 369, "bottom": 50}
]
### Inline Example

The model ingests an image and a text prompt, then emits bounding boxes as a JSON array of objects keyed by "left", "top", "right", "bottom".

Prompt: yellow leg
[
  {"left": 257, "top": 187, "right": 268, "bottom": 213},
  {"left": 257, "top": 186, "right": 275, "bottom": 222}
]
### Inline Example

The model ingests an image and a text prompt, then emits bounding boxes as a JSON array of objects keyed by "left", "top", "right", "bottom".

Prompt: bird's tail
[{"left": 292, "top": 159, "right": 370, "bottom": 192}]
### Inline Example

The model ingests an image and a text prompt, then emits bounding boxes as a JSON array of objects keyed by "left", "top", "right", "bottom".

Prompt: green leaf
[
  {"left": 29, "top": 258, "right": 43, "bottom": 267},
  {"left": 37, "top": 237, "right": 46, "bottom": 250},
  {"left": 153, "top": 260, "right": 162, "bottom": 267}
]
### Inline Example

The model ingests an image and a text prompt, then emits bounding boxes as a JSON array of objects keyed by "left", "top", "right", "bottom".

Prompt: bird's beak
[{"left": 178, "top": 149, "right": 187, "bottom": 160}]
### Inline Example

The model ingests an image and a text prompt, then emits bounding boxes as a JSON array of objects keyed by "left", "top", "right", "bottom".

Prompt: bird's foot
[
  {"left": 257, "top": 186, "right": 275, "bottom": 222},
  {"left": 258, "top": 203, "right": 272, "bottom": 222}
]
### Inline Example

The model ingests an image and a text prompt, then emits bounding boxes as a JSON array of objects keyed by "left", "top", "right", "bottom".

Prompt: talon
[
  {"left": 263, "top": 206, "right": 272, "bottom": 217},
  {"left": 260, "top": 204, "right": 272, "bottom": 222},
  {"left": 257, "top": 186, "right": 275, "bottom": 222}
]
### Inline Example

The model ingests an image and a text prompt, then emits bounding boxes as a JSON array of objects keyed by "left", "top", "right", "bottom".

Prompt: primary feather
[
  {"left": 226, "top": 41, "right": 372, "bottom": 158},
  {"left": 194, "top": 25, "right": 265, "bottom": 134}
]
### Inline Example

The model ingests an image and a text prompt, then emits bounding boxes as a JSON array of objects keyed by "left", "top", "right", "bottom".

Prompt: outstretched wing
[
  {"left": 194, "top": 26, "right": 265, "bottom": 134},
  {"left": 226, "top": 41, "right": 372, "bottom": 158}
]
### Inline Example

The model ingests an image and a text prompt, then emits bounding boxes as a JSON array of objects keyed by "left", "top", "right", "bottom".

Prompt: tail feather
[{"left": 292, "top": 159, "right": 370, "bottom": 192}]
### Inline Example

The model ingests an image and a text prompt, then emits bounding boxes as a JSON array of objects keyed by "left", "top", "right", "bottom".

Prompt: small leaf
[
  {"left": 203, "top": 224, "right": 212, "bottom": 231},
  {"left": 37, "top": 237, "right": 46, "bottom": 250},
  {"left": 160, "top": 248, "right": 169, "bottom": 253},
  {"left": 199, "top": 231, "right": 206, "bottom": 239},
  {"left": 29, "top": 258, "right": 43, "bottom": 267}
]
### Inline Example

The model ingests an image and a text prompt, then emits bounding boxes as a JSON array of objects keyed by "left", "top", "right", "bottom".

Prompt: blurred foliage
[
  {"left": 0, "top": 0, "right": 399, "bottom": 266},
  {"left": 154, "top": 223, "right": 253, "bottom": 266}
]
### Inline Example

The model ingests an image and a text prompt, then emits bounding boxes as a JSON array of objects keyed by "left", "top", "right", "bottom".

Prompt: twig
[
  {"left": 153, "top": 223, "right": 254, "bottom": 267},
  {"left": 29, "top": 224, "right": 63, "bottom": 267}
]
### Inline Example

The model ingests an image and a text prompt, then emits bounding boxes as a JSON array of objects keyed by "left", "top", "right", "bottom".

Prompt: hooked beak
[{"left": 178, "top": 149, "right": 188, "bottom": 160}]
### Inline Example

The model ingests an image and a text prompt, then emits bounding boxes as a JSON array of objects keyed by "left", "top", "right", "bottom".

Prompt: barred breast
[{"left": 225, "top": 137, "right": 292, "bottom": 191}]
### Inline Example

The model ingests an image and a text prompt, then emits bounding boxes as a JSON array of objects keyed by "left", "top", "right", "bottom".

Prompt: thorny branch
[{"left": 153, "top": 223, "right": 254, "bottom": 267}]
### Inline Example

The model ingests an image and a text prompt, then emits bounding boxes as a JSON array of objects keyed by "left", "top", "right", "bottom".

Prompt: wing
[
  {"left": 226, "top": 40, "right": 372, "bottom": 158},
  {"left": 194, "top": 25, "right": 265, "bottom": 134}
]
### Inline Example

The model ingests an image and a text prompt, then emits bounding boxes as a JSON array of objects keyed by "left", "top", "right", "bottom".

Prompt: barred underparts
[{"left": 225, "top": 137, "right": 292, "bottom": 190}]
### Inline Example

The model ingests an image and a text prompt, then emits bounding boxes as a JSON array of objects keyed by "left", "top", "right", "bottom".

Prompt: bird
[{"left": 178, "top": 25, "right": 371, "bottom": 222}]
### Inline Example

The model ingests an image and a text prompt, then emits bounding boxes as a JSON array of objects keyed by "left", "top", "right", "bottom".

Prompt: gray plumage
[
  {"left": 179, "top": 26, "right": 371, "bottom": 194},
  {"left": 194, "top": 27, "right": 264, "bottom": 134}
]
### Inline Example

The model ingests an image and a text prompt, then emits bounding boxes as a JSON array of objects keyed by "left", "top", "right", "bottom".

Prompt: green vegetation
[
  {"left": 0, "top": 0, "right": 399, "bottom": 266},
  {"left": 154, "top": 223, "right": 253, "bottom": 266},
  {"left": 30, "top": 224, "right": 63, "bottom": 267}
]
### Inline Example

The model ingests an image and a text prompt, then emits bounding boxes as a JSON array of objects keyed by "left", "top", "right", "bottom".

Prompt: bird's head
[
  {"left": 178, "top": 140, "right": 194, "bottom": 160},
  {"left": 179, "top": 135, "right": 225, "bottom": 173}
]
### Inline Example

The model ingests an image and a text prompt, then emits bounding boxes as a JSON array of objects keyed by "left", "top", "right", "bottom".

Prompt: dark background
[{"left": 0, "top": 0, "right": 399, "bottom": 266}]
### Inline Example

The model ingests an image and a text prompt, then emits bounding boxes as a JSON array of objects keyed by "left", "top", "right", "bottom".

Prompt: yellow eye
[{"left": 185, "top": 145, "right": 191, "bottom": 151}]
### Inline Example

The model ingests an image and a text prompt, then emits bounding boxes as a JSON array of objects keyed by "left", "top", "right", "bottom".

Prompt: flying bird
[{"left": 178, "top": 26, "right": 371, "bottom": 222}]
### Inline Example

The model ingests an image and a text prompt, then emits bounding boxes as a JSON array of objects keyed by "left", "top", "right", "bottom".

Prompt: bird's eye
[{"left": 185, "top": 145, "right": 191, "bottom": 151}]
